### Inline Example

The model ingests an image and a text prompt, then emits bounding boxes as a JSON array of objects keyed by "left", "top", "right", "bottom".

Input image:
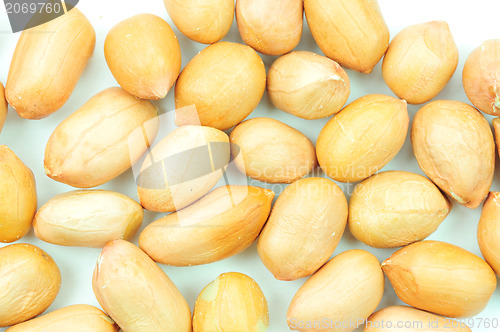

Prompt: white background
[{"left": 0, "top": 0, "right": 500, "bottom": 331}]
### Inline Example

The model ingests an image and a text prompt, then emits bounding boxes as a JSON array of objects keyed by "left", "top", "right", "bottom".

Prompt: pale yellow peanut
[
  {"left": 5, "top": 304, "right": 118, "bottom": 332},
  {"left": 6, "top": 8, "right": 95, "bottom": 119},
  {"left": 267, "top": 51, "right": 350, "bottom": 120},
  {"left": 93, "top": 240, "right": 192, "bottom": 332},
  {"left": 33, "top": 190, "right": 143, "bottom": 248},
  {"left": 193, "top": 272, "right": 269, "bottom": 332},
  {"left": 478, "top": 192, "right": 500, "bottom": 276},
  {"left": 258, "top": 178, "right": 347, "bottom": 280},
  {"left": 0, "top": 83, "right": 7, "bottom": 132},
  {"left": 105, "top": 14, "right": 181, "bottom": 100},
  {"left": 0, "top": 145, "right": 37, "bottom": 243},
  {"left": 382, "top": 241, "right": 497, "bottom": 318},
  {"left": 139, "top": 185, "right": 274, "bottom": 266},
  {"left": 164, "top": 0, "right": 234, "bottom": 44},
  {"left": 236, "top": 0, "right": 303, "bottom": 55},
  {"left": 230, "top": 117, "right": 317, "bottom": 183},
  {"left": 411, "top": 100, "right": 494, "bottom": 208},
  {"left": 44, "top": 87, "right": 159, "bottom": 188},
  {"left": 0, "top": 244, "right": 61, "bottom": 327}
]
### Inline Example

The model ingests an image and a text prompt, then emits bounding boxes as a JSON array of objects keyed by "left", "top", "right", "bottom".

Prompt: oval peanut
[
  {"left": 5, "top": 304, "right": 118, "bottom": 332},
  {"left": 287, "top": 250, "right": 384, "bottom": 332},
  {"left": 0, "top": 82, "right": 7, "bottom": 132},
  {"left": 193, "top": 272, "right": 269, "bottom": 332},
  {"left": 382, "top": 21, "right": 458, "bottom": 104},
  {"left": 230, "top": 117, "right": 317, "bottom": 183},
  {"left": 44, "top": 87, "right": 159, "bottom": 188},
  {"left": 6, "top": 8, "right": 95, "bottom": 119},
  {"left": 316, "top": 94, "right": 408, "bottom": 183},
  {"left": 382, "top": 241, "right": 497, "bottom": 318},
  {"left": 175, "top": 42, "right": 266, "bottom": 130},
  {"left": 0, "top": 244, "right": 61, "bottom": 327},
  {"left": 0, "top": 145, "right": 37, "bottom": 243},
  {"left": 139, "top": 185, "right": 274, "bottom": 266},
  {"left": 365, "top": 306, "right": 471, "bottom": 332},
  {"left": 258, "top": 178, "right": 348, "bottom": 280},
  {"left": 137, "top": 125, "right": 229, "bottom": 212},
  {"left": 463, "top": 39, "right": 500, "bottom": 116},
  {"left": 163, "top": 0, "right": 234, "bottom": 44},
  {"left": 411, "top": 100, "right": 494, "bottom": 208},
  {"left": 93, "top": 240, "right": 192, "bottom": 332},
  {"left": 348, "top": 171, "right": 451, "bottom": 248},
  {"left": 33, "top": 190, "right": 143, "bottom": 248},
  {"left": 236, "top": 0, "right": 303, "bottom": 55},
  {"left": 304, "top": 0, "right": 389, "bottom": 73},
  {"left": 267, "top": 51, "right": 350, "bottom": 120},
  {"left": 104, "top": 14, "right": 181, "bottom": 100},
  {"left": 478, "top": 192, "right": 500, "bottom": 276}
]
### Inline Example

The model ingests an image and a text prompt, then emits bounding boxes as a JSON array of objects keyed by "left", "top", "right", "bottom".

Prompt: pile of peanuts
[{"left": 0, "top": 0, "right": 499, "bottom": 331}]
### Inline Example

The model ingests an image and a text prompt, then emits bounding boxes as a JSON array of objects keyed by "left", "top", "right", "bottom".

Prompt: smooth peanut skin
[
  {"left": 175, "top": 42, "right": 266, "bottom": 130},
  {"left": 5, "top": 305, "right": 118, "bottom": 332},
  {"left": 463, "top": 39, "right": 500, "bottom": 116},
  {"left": 316, "top": 94, "right": 408, "bottom": 183},
  {"left": 382, "top": 21, "right": 458, "bottom": 105},
  {"left": 382, "top": 241, "right": 497, "bottom": 318},
  {"left": 193, "top": 273, "right": 269, "bottom": 332},
  {"left": 33, "top": 190, "right": 143, "bottom": 248},
  {"left": 478, "top": 192, "right": 500, "bottom": 276},
  {"left": 365, "top": 306, "right": 471, "bottom": 332},
  {"left": 348, "top": 171, "right": 451, "bottom": 248},
  {"left": 230, "top": 117, "right": 317, "bottom": 183},
  {"left": 258, "top": 178, "right": 348, "bottom": 280},
  {"left": 267, "top": 51, "right": 350, "bottom": 120},
  {"left": 93, "top": 240, "right": 192, "bottom": 332},
  {"left": 44, "top": 87, "right": 159, "bottom": 188},
  {"left": 164, "top": 0, "right": 234, "bottom": 44},
  {"left": 236, "top": 0, "right": 303, "bottom": 55},
  {"left": 0, "top": 244, "right": 61, "bottom": 327},
  {"left": 0, "top": 83, "right": 7, "bottom": 132},
  {"left": 137, "top": 126, "right": 230, "bottom": 212},
  {"left": 105, "top": 14, "right": 181, "bottom": 99},
  {"left": 411, "top": 100, "right": 494, "bottom": 209},
  {"left": 287, "top": 250, "right": 384, "bottom": 332},
  {"left": 139, "top": 186, "right": 274, "bottom": 266},
  {"left": 0, "top": 146, "right": 37, "bottom": 243},
  {"left": 6, "top": 8, "right": 95, "bottom": 119},
  {"left": 305, "top": 0, "right": 389, "bottom": 73}
]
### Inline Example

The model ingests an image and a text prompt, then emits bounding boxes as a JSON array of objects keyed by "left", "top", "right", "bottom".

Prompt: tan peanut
[
  {"left": 0, "top": 145, "right": 37, "bottom": 243},
  {"left": 139, "top": 185, "right": 274, "bottom": 266},
  {"left": 193, "top": 272, "right": 269, "bottom": 332},
  {"left": 411, "top": 100, "right": 494, "bottom": 208},
  {"left": 349, "top": 171, "right": 451, "bottom": 248},
  {"left": 44, "top": 87, "right": 159, "bottom": 188},
  {"left": 258, "top": 178, "right": 348, "bottom": 280},
  {"left": 478, "top": 192, "right": 500, "bottom": 276},
  {"left": 93, "top": 240, "right": 192, "bottom": 332},
  {"left": 288, "top": 250, "right": 384, "bottom": 332},
  {"left": 0, "top": 244, "right": 61, "bottom": 327},
  {"left": 0, "top": 83, "right": 7, "bottom": 132},
  {"left": 382, "top": 241, "right": 497, "bottom": 318},
  {"left": 382, "top": 21, "right": 458, "bottom": 104},
  {"left": 236, "top": 0, "right": 303, "bottom": 55},
  {"left": 104, "top": 14, "right": 181, "bottom": 100},
  {"left": 316, "top": 94, "right": 408, "bottom": 183},
  {"left": 137, "top": 125, "right": 229, "bottom": 212},
  {"left": 463, "top": 39, "right": 500, "bottom": 116},
  {"left": 267, "top": 51, "right": 350, "bottom": 120},
  {"left": 175, "top": 42, "right": 266, "bottom": 130},
  {"left": 304, "top": 0, "right": 389, "bottom": 73},
  {"left": 163, "top": 0, "right": 234, "bottom": 44},
  {"left": 230, "top": 117, "right": 317, "bottom": 183},
  {"left": 6, "top": 8, "right": 95, "bottom": 119},
  {"left": 33, "top": 190, "right": 143, "bottom": 248},
  {"left": 5, "top": 304, "right": 118, "bottom": 332}
]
